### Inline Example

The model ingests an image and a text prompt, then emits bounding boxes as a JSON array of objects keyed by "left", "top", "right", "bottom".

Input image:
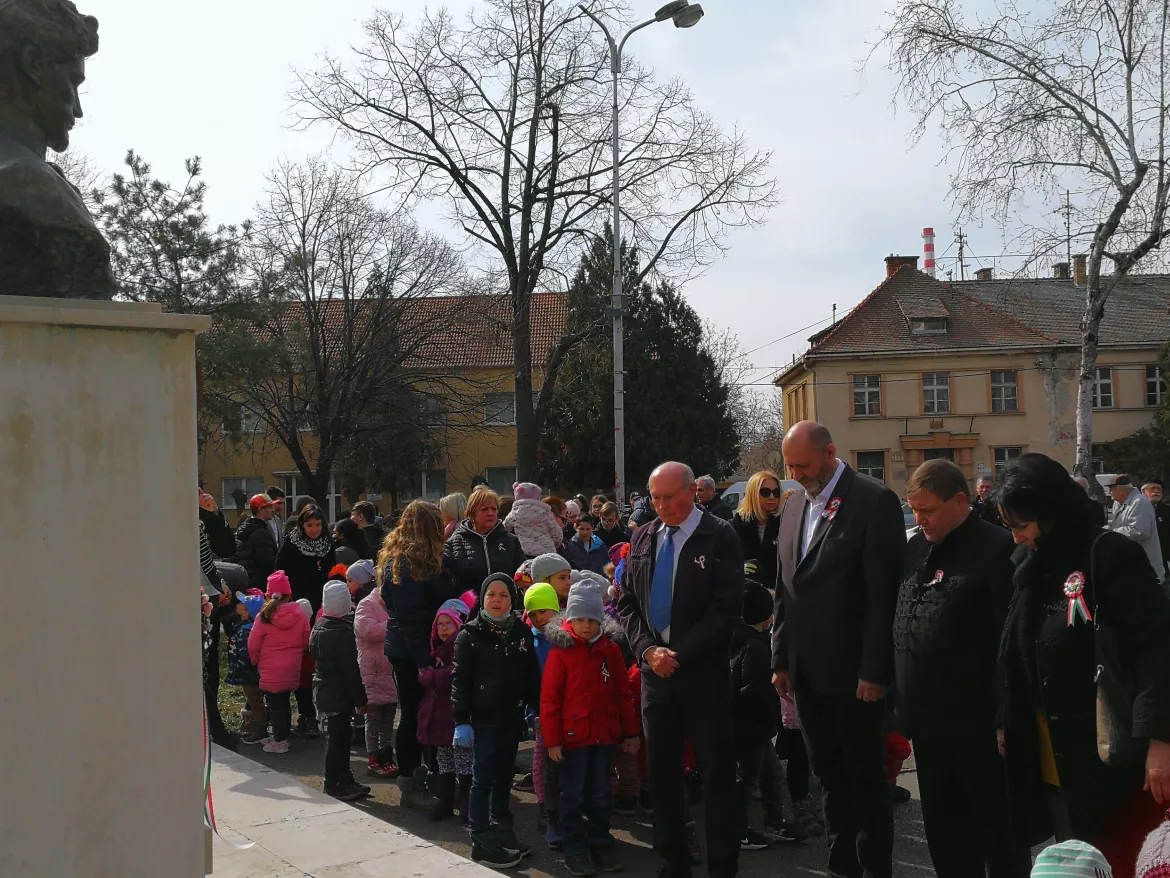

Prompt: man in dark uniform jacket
[
  {"left": 618, "top": 461, "right": 744, "bottom": 878},
  {"left": 771, "top": 421, "right": 904, "bottom": 878},
  {"left": 894, "top": 460, "right": 1030, "bottom": 878},
  {"left": 1143, "top": 479, "right": 1170, "bottom": 581}
]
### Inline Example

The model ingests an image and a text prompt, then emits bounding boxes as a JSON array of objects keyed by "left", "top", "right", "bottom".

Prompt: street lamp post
[{"left": 578, "top": 1, "right": 704, "bottom": 512}]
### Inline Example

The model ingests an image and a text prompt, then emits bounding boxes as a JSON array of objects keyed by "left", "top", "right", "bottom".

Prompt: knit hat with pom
[
  {"left": 1137, "top": 812, "right": 1170, "bottom": 878},
  {"left": 513, "top": 481, "right": 542, "bottom": 501},
  {"left": 266, "top": 570, "right": 292, "bottom": 598}
]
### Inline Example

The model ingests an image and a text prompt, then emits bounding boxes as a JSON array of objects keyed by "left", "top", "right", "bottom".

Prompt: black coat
[
  {"left": 381, "top": 562, "right": 461, "bottom": 668},
  {"left": 310, "top": 615, "right": 367, "bottom": 714},
  {"left": 443, "top": 520, "right": 526, "bottom": 595},
  {"left": 361, "top": 523, "right": 386, "bottom": 559},
  {"left": 617, "top": 511, "right": 744, "bottom": 674},
  {"left": 1155, "top": 501, "right": 1170, "bottom": 576},
  {"left": 451, "top": 576, "right": 541, "bottom": 729},
  {"left": 771, "top": 465, "right": 905, "bottom": 694},
  {"left": 731, "top": 512, "right": 782, "bottom": 591},
  {"left": 972, "top": 496, "right": 1005, "bottom": 528},
  {"left": 702, "top": 497, "right": 734, "bottom": 522},
  {"left": 999, "top": 529, "right": 1170, "bottom": 846},
  {"left": 597, "top": 522, "right": 631, "bottom": 549},
  {"left": 730, "top": 623, "right": 777, "bottom": 739},
  {"left": 276, "top": 540, "right": 337, "bottom": 615},
  {"left": 893, "top": 513, "right": 1015, "bottom": 738},
  {"left": 200, "top": 507, "right": 237, "bottom": 559},
  {"left": 235, "top": 517, "right": 278, "bottom": 589}
]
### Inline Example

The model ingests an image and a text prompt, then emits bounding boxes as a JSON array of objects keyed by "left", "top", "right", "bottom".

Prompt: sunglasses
[{"left": 758, "top": 487, "right": 783, "bottom": 499}]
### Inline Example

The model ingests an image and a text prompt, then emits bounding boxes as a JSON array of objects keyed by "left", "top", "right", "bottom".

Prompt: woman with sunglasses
[{"left": 731, "top": 470, "right": 790, "bottom": 592}]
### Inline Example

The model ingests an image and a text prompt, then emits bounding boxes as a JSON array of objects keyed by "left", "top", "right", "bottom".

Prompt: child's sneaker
[
  {"left": 263, "top": 738, "right": 290, "bottom": 754},
  {"left": 366, "top": 755, "right": 396, "bottom": 778},
  {"left": 512, "top": 771, "right": 534, "bottom": 791},
  {"left": 565, "top": 852, "right": 597, "bottom": 877},
  {"left": 590, "top": 846, "right": 624, "bottom": 873},
  {"left": 240, "top": 729, "right": 269, "bottom": 745},
  {"left": 325, "top": 777, "right": 371, "bottom": 801}
]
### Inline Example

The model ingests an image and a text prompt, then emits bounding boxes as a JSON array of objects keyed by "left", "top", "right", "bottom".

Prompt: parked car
[{"left": 901, "top": 502, "right": 916, "bottom": 529}]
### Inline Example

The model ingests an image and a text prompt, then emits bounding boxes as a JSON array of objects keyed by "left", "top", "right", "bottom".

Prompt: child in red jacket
[{"left": 541, "top": 582, "right": 639, "bottom": 877}]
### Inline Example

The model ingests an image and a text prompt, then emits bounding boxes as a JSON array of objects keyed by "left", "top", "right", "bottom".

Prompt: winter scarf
[
  {"left": 287, "top": 529, "right": 333, "bottom": 558},
  {"left": 479, "top": 608, "right": 516, "bottom": 638}
]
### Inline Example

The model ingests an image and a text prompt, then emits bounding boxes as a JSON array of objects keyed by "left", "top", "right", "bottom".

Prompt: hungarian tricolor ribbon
[
  {"left": 822, "top": 497, "right": 842, "bottom": 521},
  {"left": 929, "top": 569, "right": 944, "bottom": 586},
  {"left": 203, "top": 706, "right": 255, "bottom": 850},
  {"left": 1064, "top": 571, "right": 1092, "bottom": 626}
]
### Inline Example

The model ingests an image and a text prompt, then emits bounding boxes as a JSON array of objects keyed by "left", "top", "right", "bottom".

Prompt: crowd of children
[{"left": 220, "top": 506, "right": 825, "bottom": 875}]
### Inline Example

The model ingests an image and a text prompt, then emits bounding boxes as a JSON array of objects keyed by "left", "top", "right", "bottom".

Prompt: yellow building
[
  {"left": 775, "top": 256, "right": 1168, "bottom": 496},
  {"left": 199, "top": 293, "right": 568, "bottom": 522}
]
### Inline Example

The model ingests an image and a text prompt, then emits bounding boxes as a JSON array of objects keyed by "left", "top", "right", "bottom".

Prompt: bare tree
[
  {"left": 878, "top": 0, "right": 1170, "bottom": 495},
  {"left": 50, "top": 148, "right": 102, "bottom": 201},
  {"left": 294, "top": 0, "right": 777, "bottom": 480},
  {"left": 203, "top": 159, "right": 477, "bottom": 502}
]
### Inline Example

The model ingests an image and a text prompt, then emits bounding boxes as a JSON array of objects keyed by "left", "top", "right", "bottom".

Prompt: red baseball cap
[{"left": 248, "top": 493, "right": 275, "bottom": 510}]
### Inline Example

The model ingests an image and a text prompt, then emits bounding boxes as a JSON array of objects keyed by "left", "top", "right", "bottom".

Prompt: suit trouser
[
  {"left": 796, "top": 686, "right": 892, "bottom": 878},
  {"left": 913, "top": 728, "right": 1030, "bottom": 878},
  {"left": 643, "top": 669, "right": 739, "bottom": 878}
]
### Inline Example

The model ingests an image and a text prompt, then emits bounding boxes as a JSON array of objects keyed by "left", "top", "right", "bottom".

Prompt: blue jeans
[
  {"left": 469, "top": 725, "right": 520, "bottom": 840},
  {"left": 559, "top": 745, "right": 614, "bottom": 856},
  {"left": 264, "top": 691, "right": 292, "bottom": 742}
]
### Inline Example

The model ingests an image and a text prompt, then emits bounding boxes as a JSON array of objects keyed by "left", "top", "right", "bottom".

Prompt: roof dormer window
[{"left": 910, "top": 316, "right": 948, "bottom": 334}]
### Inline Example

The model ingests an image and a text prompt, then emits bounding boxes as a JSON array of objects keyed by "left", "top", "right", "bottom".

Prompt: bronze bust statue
[{"left": 0, "top": 0, "right": 114, "bottom": 298}]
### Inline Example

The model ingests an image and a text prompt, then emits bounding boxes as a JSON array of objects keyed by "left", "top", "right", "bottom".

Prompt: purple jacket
[{"left": 416, "top": 614, "right": 461, "bottom": 746}]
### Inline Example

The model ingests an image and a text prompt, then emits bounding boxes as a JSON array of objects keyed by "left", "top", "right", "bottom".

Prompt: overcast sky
[{"left": 76, "top": 0, "right": 983, "bottom": 383}]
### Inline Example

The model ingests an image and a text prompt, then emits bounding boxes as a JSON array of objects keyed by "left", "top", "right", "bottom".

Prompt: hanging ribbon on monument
[{"left": 203, "top": 706, "right": 255, "bottom": 850}]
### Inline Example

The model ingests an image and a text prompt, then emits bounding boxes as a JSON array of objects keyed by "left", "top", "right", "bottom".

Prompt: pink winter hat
[
  {"left": 1137, "top": 812, "right": 1170, "bottom": 878},
  {"left": 460, "top": 589, "right": 478, "bottom": 612},
  {"left": 266, "top": 571, "right": 292, "bottom": 598},
  {"left": 513, "top": 481, "right": 542, "bottom": 501}
]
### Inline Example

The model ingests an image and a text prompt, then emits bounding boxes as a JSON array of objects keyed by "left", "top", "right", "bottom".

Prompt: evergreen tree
[{"left": 540, "top": 233, "right": 739, "bottom": 491}]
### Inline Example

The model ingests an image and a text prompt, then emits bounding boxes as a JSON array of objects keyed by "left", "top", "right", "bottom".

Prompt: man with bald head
[
  {"left": 618, "top": 461, "right": 744, "bottom": 878},
  {"left": 771, "top": 421, "right": 904, "bottom": 878}
]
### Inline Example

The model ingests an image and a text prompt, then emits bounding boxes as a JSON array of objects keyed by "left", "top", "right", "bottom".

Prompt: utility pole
[{"left": 955, "top": 229, "right": 968, "bottom": 281}]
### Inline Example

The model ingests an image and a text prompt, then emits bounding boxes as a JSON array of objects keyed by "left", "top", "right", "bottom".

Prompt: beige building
[
  {"left": 199, "top": 293, "right": 568, "bottom": 522},
  {"left": 775, "top": 256, "right": 1169, "bottom": 496}
]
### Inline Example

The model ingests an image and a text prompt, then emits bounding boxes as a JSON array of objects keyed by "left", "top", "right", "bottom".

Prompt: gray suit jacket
[{"left": 771, "top": 464, "right": 905, "bottom": 694}]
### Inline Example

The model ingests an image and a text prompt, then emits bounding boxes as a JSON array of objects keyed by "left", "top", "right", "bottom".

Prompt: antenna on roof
[{"left": 832, "top": 303, "right": 837, "bottom": 324}]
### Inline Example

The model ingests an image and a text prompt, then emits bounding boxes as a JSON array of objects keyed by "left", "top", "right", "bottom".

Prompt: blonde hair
[
  {"left": 439, "top": 492, "right": 467, "bottom": 523},
  {"left": 737, "top": 470, "right": 785, "bottom": 522},
  {"left": 376, "top": 500, "right": 445, "bottom": 586},
  {"left": 465, "top": 486, "right": 501, "bottom": 523}
]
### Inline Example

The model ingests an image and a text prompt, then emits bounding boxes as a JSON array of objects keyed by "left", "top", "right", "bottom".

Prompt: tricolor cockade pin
[
  {"left": 929, "top": 569, "right": 944, "bottom": 586},
  {"left": 1064, "top": 571, "right": 1092, "bottom": 626},
  {"left": 822, "top": 497, "right": 842, "bottom": 521}
]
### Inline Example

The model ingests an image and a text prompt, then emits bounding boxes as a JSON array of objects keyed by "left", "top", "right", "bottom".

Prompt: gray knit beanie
[
  {"left": 531, "top": 552, "right": 570, "bottom": 584},
  {"left": 565, "top": 582, "right": 604, "bottom": 624}
]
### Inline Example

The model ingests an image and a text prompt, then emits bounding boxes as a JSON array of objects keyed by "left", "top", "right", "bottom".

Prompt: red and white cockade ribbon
[
  {"left": 929, "top": 569, "right": 944, "bottom": 586},
  {"left": 203, "top": 706, "right": 255, "bottom": 850},
  {"left": 822, "top": 497, "right": 842, "bottom": 521},
  {"left": 1064, "top": 571, "right": 1092, "bottom": 626}
]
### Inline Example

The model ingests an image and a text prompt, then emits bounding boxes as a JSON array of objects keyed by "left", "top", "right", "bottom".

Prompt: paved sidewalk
[{"left": 208, "top": 745, "right": 495, "bottom": 877}]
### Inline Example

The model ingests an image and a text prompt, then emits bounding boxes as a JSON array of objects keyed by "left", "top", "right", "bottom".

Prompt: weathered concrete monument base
[{"left": 0, "top": 296, "right": 211, "bottom": 877}]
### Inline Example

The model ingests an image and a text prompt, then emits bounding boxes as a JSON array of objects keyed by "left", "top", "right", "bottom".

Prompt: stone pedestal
[{"left": 0, "top": 296, "right": 211, "bottom": 878}]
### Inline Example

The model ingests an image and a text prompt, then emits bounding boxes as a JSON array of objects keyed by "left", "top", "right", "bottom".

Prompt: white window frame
[
  {"left": 221, "top": 476, "right": 265, "bottom": 510},
  {"left": 993, "top": 446, "right": 1023, "bottom": 477},
  {"left": 1147, "top": 364, "right": 1166, "bottom": 407},
  {"left": 1091, "top": 366, "right": 1114, "bottom": 409},
  {"left": 910, "top": 317, "right": 947, "bottom": 334},
  {"left": 483, "top": 393, "right": 516, "bottom": 426},
  {"left": 990, "top": 370, "right": 1019, "bottom": 413},
  {"left": 855, "top": 450, "right": 886, "bottom": 482},
  {"left": 922, "top": 372, "right": 951, "bottom": 415},
  {"left": 852, "top": 375, "right": 882, "bottom": 417},
  {"left": 221, "top": 410, "right": 263, "bottom": 434}
]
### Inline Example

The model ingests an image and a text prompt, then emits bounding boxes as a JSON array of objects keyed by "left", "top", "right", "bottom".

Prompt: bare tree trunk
[{"left": 513, "top": 283, "right": 538, "bottom": 481}]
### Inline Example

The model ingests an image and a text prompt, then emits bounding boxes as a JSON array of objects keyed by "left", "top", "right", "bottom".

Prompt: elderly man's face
[
  {"left": 977, "top": 480, "right": 993, "bottom": 499},
  {"left": 782, "top": 435, "right": 838, "bottom": 496},
  {"left": 1110, "top": 484, "right": 1129, "bottom": 504},
  {"left": 1145, "top": 484, "right": 1164, "bottom": 504},
  {"left": 650, "top": 468, "right": 697, "bottom": 527},
  {"left": 695, "top": 482, "right": 716, "bottom": 503},
  {"left": 25, "top": 52, "right": 87, "bottom": 153}
]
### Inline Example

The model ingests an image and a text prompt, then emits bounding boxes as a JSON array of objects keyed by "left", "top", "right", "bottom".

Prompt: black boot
[
  {"left": 428, "top": 773, "right": 457, "bottom": 821},
  {"left": 458, "top": 775, "right": 472, "bottom": 823}
]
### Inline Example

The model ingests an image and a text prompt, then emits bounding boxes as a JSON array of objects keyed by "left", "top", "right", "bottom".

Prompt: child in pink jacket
[
  {"left": 355, "top": 588, "right": 399, "bottom": 778},
  {"left": 504, "top": 481, "right": 564, "bottom": 558},
  {"left": 248, "top": 571, "right": 310, "bottom": 754}
]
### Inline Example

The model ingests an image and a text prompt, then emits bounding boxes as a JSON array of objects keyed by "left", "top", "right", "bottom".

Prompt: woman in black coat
[
  {"left": 443, "top": 487, "right": 526, "bottom": 596},
  {"left": 275, "top": 505, "right": 338, "bottom": 615},
  {"left": 730, "top": 470, "right": 788, "bottom": 591},
  {"left": 996, "top": 453, "right": 1170, "bottom": 874}
]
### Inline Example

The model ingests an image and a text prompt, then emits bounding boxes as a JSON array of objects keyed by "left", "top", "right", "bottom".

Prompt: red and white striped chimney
[{"left": 922, "top": 227, "right": 936, "bottom": 277}]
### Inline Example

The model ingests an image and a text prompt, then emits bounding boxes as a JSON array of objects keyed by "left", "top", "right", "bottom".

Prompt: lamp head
[
  {"left": 654, "top": 1, "right": 690, "bottom": 20},
  {"left": 672, "top": 3, "right": 704, "bottom": 27}
]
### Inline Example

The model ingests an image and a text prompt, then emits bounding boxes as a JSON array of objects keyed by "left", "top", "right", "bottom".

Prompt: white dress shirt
[
  {"left": 654, "top": 503, "right": 705, "bottom": 643},
  {"left": 802, "top": 458, "right": 846, "bottom": 559}
]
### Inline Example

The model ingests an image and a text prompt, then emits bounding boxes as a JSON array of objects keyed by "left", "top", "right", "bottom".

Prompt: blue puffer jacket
[{"left": 564, "top": 533, "right": 609, "bottom": 575}]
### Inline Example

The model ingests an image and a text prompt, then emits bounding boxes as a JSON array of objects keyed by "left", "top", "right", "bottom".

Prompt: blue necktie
[{"left": 649, "top": 526, "right": 680, "bottom": 634}]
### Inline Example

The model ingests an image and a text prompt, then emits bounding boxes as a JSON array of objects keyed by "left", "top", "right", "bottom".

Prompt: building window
[
  {"left": 221, "top": 476, "right": 265, "bottom": 510},
  {"left": 221, "top": 409, "right": 263, "bottom": 434},
  {"left": 1147, "top": 364, "right": 1166, "bottom": 407},
  {"left": 485, "top": 466, "right": 518, "bottom": 495},
  {"left": 910, "top": 317, "right": 947, "bottom": 334},
  {"left": 1091, "top": 443, "right": 1108, "bottom": 474},
  {"left": 922, "top": 372, "right": 950, "bottom": 414},
  {"left": 922, "top": 448, "right": 955, "bottom": 462},
  {"left": 1091, "top": 366, "right": 1114, "bottom": 409},
  {"left": 396, "top": 470, "right": 448, "bottom": 503},
  {"left": 483, "top": 393, "right": 516, "bottom": 426},
  {"left": 993, "top": 446, "right": 1023, "bottom": 477},
  {"left": 852, "top": 375, "right": 882, "bottom": 417},
  {"left": 990, "top": 370, "right": 1019, "bottom": 412},
  {"left": 855, "top": 451, "right": 886, "bottom": 482}
]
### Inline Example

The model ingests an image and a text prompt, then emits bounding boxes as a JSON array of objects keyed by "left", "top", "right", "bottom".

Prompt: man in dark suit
[
  {"left": 771, "top": 422, "right": 904, "bottom": 878},
  {"left": 895, "top": 460, "right": 1030, "bottom": 878},
  {"left": 618, "top": 461, "right": 744, "bottom": 878}
]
